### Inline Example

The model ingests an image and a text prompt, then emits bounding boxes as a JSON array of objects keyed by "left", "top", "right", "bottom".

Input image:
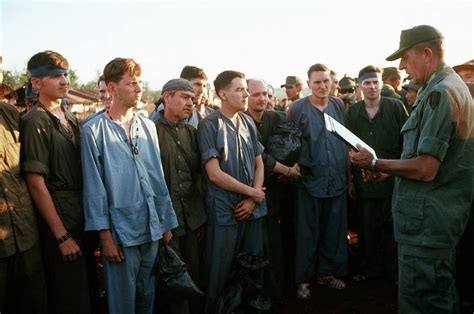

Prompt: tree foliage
[
  {"left": 2, "top": 68, "right": 161, "bottom": 104},
  {"left": 2, "top": 69, "right": 28, "bottom": 89}
]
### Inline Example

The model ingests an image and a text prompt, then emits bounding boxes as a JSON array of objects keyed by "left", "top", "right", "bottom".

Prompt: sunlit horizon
[{"left": 1, "top": 0, "right": 473, "bottom": 91}]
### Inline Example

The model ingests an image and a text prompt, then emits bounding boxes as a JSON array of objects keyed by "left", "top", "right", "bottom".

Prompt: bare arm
[
  {"left": 25, "top": 172, "right": 82, "bottom": 261},
  {"left": 253, "top": 155, "right": 265, "bottom": 192},
  {"left": 234, "top": 154, "right": 266, "bottom": 220},
  {"left": 272, "top": 161, "right": 301, "bottom": 181},
  {"left": 204, "top": 157, "right": 265, "bottom": 203},
  {"left": 349, "top": 146, "right": 441, "bottom": 182}
]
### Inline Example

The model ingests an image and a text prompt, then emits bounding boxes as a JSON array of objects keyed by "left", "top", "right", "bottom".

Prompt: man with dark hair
[
  {"left": 155, "top": 78, "right": 207, "bottom": 314},
  {"left": 288, "top": 63, "right": 349, "bottom": 299},
  {"left": 20, "top": 50, "right": 97, "bottom": 314},
  {"left": 97, "top": 75, "right": 113, "bottom": 110},
  {"left": 0, "top": 54, "right": 48, "bottom": 314},
  {"left": 281, "top": 75, "right": 304, "bottom": 102},
  {"left": 382, "top": 67, "right": 402, "bottom": 93},
  {"left": 401, "top": 81, "right": 421, "bottom": 112},
  {"left": 82, "top": 57, "right": 178, "bottom": 314},
  {"left": 82, "top": 75, "right": 112, "bottom": 125},
  {"left": 350, "top": 25, "right": 474, "bottom": 314},
  {"left": 198, "top": 70, "right": 266, "bottom": 313},
  {"left": 346, "top": 65, "right": 407, "bottom": 284},
  {"left": 180, "top": 65, "right": 214, "bottom": 127}
]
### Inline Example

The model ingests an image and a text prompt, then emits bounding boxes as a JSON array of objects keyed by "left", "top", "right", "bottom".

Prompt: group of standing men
[{"left": 1, "top": 24, "right": 473, "bottom": 314}]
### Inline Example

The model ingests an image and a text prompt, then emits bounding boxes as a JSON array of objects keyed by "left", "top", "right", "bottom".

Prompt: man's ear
[
  {"left": 107, "top": 82, "right": 117, "bottom": 95},
  {"left": 30, "top": 77, "right": 42, "bottom": 90},
  {"left": 423, "top": 47, "right": 434, "bottom": 63},
  {"left": 163, "top": 91, "right": 171, "bottom": 104},
  {"left": 218, "top": 89, "right": 227, "bottom": 102}
]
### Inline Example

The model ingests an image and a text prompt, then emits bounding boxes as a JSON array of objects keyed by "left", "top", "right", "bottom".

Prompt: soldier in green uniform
[{"left": 350, "top": 25, "right": 474, "bottom": 314}]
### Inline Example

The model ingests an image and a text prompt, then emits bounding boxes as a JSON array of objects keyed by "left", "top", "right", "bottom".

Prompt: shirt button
[
  {"left": 177, "top": 141, "right": 180, "bottom": 145},
  {"left": 3, "top": 188, "right": 7, "bottom": 192},
  {"left": 9, "top": 206, "right": 14, "bottom": 211}
]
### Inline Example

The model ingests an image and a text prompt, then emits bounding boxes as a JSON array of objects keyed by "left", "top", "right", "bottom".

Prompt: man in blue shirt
[
  {"left": 81, "top": 58, "right": 178, "bottom": 314},
  {"left": 288, "top": 63, "right": 348, "bottom": 299},
  {"left": 198, "top": 70, "right": 266, "bottom": 313}
]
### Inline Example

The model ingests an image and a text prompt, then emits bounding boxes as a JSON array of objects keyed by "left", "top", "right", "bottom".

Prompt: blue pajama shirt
[
  {"left": 197, "top": 111, "right": 267, "bottom": 313},
  {"left": 81, "top": 113, "right": 178, "bottom": 314},
  {"left": 287, "top": 96, "right": 348, "bottom": 283}
]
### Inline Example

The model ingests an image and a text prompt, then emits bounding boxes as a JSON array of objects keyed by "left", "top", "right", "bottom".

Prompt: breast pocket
[{"left": 400, "top": 114, "right": 419, "bottom": 158}]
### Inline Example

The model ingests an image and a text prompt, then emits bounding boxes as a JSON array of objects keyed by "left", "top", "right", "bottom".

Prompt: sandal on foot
[{"left": 317, "top": 275, "right": 346, "bottom": 290}]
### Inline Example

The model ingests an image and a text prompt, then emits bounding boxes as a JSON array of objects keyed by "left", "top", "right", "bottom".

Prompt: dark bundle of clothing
[{"left": 215, "top": 253, "right": 271, "bottom": 314}]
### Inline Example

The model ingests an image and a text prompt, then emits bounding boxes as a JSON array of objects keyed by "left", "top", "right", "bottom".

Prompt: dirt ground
[{"left": 277, "top": 277, "right": 397, "bottom": 314}]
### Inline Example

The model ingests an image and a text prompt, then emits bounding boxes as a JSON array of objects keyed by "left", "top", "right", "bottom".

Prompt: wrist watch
[{"left": 371, "top": 157, "right": 378, "bottom": 172}]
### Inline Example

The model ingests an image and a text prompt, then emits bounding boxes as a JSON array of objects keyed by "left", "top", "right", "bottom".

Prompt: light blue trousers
[{"left": 103, "top": 241, "right": 159, "bottom": 314}]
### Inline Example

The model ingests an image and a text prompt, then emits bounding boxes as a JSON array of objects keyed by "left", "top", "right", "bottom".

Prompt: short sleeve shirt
[
  {"left": 20, "top": 103, "right": 84, "bottom": 231},
  {"left": 197, "top": 111, "right": 266, "bottom": 225}
]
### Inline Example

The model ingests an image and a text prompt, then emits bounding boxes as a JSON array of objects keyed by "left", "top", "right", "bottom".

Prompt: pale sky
[{"left": 1, "top": 0, "right": 473, "bottom": 90}]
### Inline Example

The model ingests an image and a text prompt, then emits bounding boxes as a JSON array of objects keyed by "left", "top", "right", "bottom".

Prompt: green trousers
[{"left": 398, "top": 244, "right": 460, "bottom": 314}]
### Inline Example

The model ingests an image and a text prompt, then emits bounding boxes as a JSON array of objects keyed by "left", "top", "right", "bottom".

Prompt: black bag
[
  {"left": 266, "top": 121, "right": 302, "bottom": 166},
  {"left": 155, "top": 240, "right": 204, "bottom": 298},
  {"left": 215, "top": 253, "right": 272, "bottom": 314}
]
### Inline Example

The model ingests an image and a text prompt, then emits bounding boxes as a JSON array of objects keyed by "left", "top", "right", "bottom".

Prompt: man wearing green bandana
[{"left": 350, "top": 25, "right": 474, "bottom": 314}]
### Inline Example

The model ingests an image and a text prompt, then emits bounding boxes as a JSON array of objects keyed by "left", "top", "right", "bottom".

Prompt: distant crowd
[{"left": 1, "top": 24, "right": 473, "bottom": 314}]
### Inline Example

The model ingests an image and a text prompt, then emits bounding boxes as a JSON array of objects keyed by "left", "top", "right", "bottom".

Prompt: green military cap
[
  {"left": 281, "top": 76, "right": 303, "bottom": 88},
  {"left": 382, "top": 67, "right": 401, "bottom": 80},
  {"left": 453, "top": 60, "right": 474, "bottom": 73},
  {"left": 402, "top": 81, "right": 422, "bottom": 92},
  {"left": 381, "top": 84, "right": 402, "bottom": 99},
  {"left": 339, "top": 76, "right": 356, "bottom": 90},
  {"left": 386, "top": 25, "right": 444, "bottom": 61}
]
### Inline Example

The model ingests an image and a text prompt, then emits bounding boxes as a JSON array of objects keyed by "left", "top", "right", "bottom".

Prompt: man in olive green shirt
[
  {"left": 155, "top": 79, "right": 207, "bottom": 314},
  {"left": 0, "top": 55, "right": 47, "bottom": 313},
  {"left": 350, "top": 25, "right": 474, "bottom": 314}
]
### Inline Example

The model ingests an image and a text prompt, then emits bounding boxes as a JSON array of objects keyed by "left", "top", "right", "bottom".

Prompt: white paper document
[{"left": 324, "top": 113, "right": 377, "bottom": 158}]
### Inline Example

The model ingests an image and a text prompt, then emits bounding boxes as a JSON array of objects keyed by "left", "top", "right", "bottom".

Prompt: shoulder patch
[{"left": 429, "top": 91, "right": 441, "bottom": 110}]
